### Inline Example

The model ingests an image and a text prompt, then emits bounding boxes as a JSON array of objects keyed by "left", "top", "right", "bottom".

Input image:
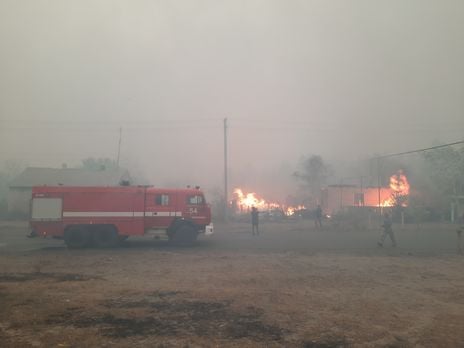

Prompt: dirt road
[{"left": 1, "top": 220, "right": 463, "bottom": 347}]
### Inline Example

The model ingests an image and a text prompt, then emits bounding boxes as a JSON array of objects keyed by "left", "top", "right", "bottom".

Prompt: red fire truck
[{"left": 29, "top": 186, "right": 213, "bottom": 248}]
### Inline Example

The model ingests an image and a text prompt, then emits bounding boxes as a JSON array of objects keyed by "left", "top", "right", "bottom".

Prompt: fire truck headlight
[{"left": 205, "top": 223, "right": 214, "bottom": 235}]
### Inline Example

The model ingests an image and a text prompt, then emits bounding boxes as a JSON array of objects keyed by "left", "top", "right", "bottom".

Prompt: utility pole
[
  {"left": 224, "top": 118, "right": 228, "bottom": 222},
  {"left": 339, "top": 178, "right": 343, "bottom": 210},
  {"left": 360, "top": 175, "right": 364, "bottom": 206},
  {"left": 377, "top": 157, "right": 382, "bottom": 220},
  {"left": 117, "top": 127, "right": 122, "bottom": 168}
]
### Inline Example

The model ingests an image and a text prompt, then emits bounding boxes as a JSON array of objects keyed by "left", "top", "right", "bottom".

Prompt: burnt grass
[
  {"left": 0, "top": 272, "right": 98, "bottom": 282},
  {"left": 302, "top": 338, "right": 350, "bottom": 348},
  {"left": 45, "top": 291, "right": 286, "bottom": 341}
]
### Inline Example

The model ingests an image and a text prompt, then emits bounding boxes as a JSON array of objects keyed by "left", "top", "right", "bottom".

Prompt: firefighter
[
  {"left": 251, "top": 206, "right": 259, "bottom": 236},
  {"left": 315, "top": 204, "right": 323, "bottom": 228},
  {"left": 378, "top": 212, "right": 397, "bottom": 247},
  {"left": 456, "top": 212, "right": 464, "bottom": 254}
]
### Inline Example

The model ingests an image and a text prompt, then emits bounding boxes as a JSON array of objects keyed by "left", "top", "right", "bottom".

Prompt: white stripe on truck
[
  {"left": 144, "top": 211, "right": 182, "bottom": 217},
  {"left": 63, "top": 212, "right": 135, "bottom": 217},
  {"left": 62, "top": 211, "right": 182, "bottom": 218}
]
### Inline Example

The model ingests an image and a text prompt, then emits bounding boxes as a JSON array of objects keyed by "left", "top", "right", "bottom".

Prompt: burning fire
[
  {"left": 232, "top": 188, "right": 305, "bottom": 216},
  {"left": 380, "top": 170, "right": 410, "bottom": 207},
  {"left": 286, "top": 205, "right": 307, "bottom": 216}
]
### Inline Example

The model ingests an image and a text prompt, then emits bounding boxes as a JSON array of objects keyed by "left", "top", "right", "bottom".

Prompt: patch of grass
[
  {"left": 47, "top": 294, "right": 286, "bottom": 341},
  {"left": 0, "top": 273, "right": 99, "bottom": 282}
]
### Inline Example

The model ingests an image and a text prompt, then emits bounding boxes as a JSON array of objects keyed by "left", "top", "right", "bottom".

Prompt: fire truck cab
[{"left": 29, "top": 186, "right": 213, "bottom": 248}]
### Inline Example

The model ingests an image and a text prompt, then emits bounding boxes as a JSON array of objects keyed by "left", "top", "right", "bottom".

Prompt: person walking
[
  {"left": 251, "top": 206, "right": 259, "bottom": 236},
  {"left": 378, "top": 212, "right": 397, "bottom": 247}
]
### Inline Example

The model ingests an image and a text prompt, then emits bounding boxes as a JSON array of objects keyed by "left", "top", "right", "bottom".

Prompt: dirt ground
[{"left": 1, "top": 219, "right": 463, "bottom": 347}]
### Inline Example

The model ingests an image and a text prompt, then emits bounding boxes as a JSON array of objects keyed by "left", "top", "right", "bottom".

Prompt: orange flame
[
  {"left": 380, "top": 170, "right": 410, "bottom": 207},
  {"left": 286, "top": 205, "right": 307, "bottom": 216},
  {"left": 389, "top": 170, "right": 410, "bottom": 194},
  {"left": 233, "top": 188, "right": 267, "bottom": 210},
  {"left": 232, "top": 188, "right": 305, "bottom": 216}
]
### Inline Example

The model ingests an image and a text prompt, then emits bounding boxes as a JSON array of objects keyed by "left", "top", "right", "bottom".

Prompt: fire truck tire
[
  {"left": 92, "top": 225, "right": 119, "bottom": 248},
  {"left": 171, "top": 224, "right": 198, "bottom": 245},
  {"left": 118, "top": 236, "right": 129, "bottom": 243},
  {"left": 64, "top": 226, "right": 90, "bottom": 249}
]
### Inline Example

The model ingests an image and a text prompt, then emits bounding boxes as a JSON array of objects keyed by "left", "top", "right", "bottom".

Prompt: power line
[
  {"left": 372, "top": 140, "right": 464, "bottom": 159},
  {"left": 4, "top": 125, "right": 462, "bottom": 138},
  {"left": 370, "top": 140, "right": 464, "bottom": 218},
  {"left": 1, "top": 118, "right": 221, "bottom": 124}
]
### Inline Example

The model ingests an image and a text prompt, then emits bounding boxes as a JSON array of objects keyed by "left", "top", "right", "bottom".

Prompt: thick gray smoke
[{"left": 1, "top": 1, "right": 463, "bottom": 199}]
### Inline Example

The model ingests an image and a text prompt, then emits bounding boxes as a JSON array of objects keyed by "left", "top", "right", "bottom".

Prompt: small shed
[
  {"left": 8, "top": 167, "right": 131, "bottom": 217},
  {"left": 321, "top": 185, "right": 393, "bottom": 215}
]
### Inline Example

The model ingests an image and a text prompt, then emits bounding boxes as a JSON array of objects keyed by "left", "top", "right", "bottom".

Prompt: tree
[
  {"left": 294, "top": 155, "right": 331, "bottom": 198},
  {"left": 422, "top": 145, "right": 464, "bottom": 220},
  {"left": 80, "top": 157, "right": 118, "bottom": 171},
  {"left": 423, "top": 146, "right": 464, "bottom": 196}
]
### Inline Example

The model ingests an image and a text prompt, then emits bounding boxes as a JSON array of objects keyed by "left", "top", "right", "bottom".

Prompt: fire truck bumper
[{"left": 205, "top": 223, "right": 214, "bottom": 236}]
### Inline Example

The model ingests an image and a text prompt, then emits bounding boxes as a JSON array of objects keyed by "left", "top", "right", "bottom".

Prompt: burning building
[
  {"left": 230, "top": 171, "right": 410, "bottom": 218},
  {"left": 321, "top": 171, "right": 410, "bottom": 214}
]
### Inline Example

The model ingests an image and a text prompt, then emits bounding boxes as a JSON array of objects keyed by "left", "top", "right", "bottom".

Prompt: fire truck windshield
[{"left": 187, "top": 195, "right": 204, "bottom": 205}]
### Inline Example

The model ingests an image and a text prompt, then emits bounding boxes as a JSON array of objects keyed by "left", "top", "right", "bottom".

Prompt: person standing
[
  {"left": 251, "top": 206, "right": 259, "bottom": 236},
  {"left": 456, "top": 212, "right": 464, "bottom": 254},
  {"left": 378, "top": 212, "right": 397, "bottom": 247},
  {"left": 315, "top": 204, "right": 323, "bottom": 228}
]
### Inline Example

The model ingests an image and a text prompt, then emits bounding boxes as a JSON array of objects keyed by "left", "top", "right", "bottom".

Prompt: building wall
[
  {"left": 7, "top": 188, "right": 32, "bottom": 217},
  {"left": 322, "top": 186, "right": 393, "bottom": 214},
  {"left": 322, "top": 187, "right": 358, "bottom": 214},
  {"left": 363, "top": 187, "right": 393, "bottom": 207}
]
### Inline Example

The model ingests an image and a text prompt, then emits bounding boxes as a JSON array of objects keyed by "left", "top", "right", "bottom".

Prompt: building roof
[
  {"left": 326, "top": 184, "right": 358, "bottom": 188},
  {"left": 9, "top": 167, "right": 131, "bottom": 188}
]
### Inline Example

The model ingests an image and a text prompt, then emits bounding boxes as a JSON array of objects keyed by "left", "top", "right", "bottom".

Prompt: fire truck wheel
[
  {"left": 64, "top": 226, "right": 90, "bottom": 249},
  {"left": 172, "top": 224, "right": 198, "bottom": 245},
  {"left": 118, "top": 235, "right": 129, "bottom": 243},
  {"left": 92, "top": 225, "right": 119, "bottom": 248}
]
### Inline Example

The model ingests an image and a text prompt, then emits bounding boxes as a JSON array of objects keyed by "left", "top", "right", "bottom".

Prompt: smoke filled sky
[{"left": 1, "top": 1, "right": 463, "bottom": 195}]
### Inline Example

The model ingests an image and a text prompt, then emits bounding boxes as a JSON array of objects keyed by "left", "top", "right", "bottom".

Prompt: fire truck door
[
  {"left": 144, "top": 192, "right": 178, "bottom": 229},
  {"left": 184, "top": 193, "right": 207, "bottom": 222}
]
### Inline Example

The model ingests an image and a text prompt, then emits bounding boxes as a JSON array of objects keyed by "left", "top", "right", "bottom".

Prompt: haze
[{"left": 1, "top": 1, "right": 463, "bottom": 197}]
